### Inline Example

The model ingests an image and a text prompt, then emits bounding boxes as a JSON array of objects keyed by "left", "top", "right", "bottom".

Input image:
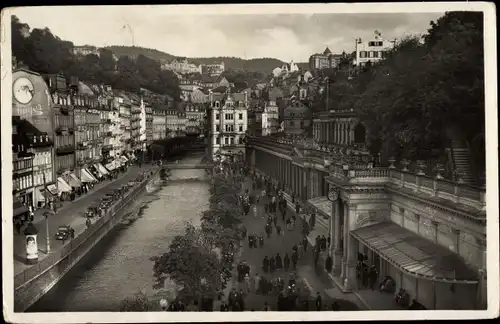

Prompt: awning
[
  {"left": 13, "top": 199, "right": 28, "bottom": 217},
  {"left": 57, "top": 177, "right": 73, "bottom": 194},
  {"left": 64, "top": 173, "right": 82, "bottom": 188},
  {"left": 96, "top": 163, "right": 110, "bottom": 175},
  {"left": 69, "top": 173, "right": 83, "bottom": 187},
  {"left": 351, "top": 222, "right": 479, "bottom": 284},
  {"left": 81, "top": 168, "right": 98, "bottom": 183},
  {"left": 105, "top": 162, "right": 116, "bottom": 171},
  {"left": 94, "top": 164, "right": 104, "bottom": 178},
  {"left": 46, "top": 184, "right": 58, "bottom": 196},
  {"left": 121, "top": 155, "right": 129, "bottom": 163},
  {"left": 307, "top": 196, "right": 332, "bottom": 218},
  {"left": 34, "top": 187, "right": 45, "bottom": 202}
]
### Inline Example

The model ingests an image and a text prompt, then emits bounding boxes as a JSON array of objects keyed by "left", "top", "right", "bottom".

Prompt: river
[{"left": 28, "top": 154, "right": 210, "bottom": 312}]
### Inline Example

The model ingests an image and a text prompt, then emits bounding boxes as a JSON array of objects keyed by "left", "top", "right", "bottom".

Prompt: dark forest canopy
[
  {"left": 318, "top": 12, "right": 484, "bottom": 171},
  {"left": 11, "top": 16, "right": 181, "bottom": 100}
]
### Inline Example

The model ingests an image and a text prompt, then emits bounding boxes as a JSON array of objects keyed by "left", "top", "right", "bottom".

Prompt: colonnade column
[
  {"left": 349, "top": 122, "right": 355, "bottom": 145},
  {"left": 343, "top": 203, "right": 358, "bottom": 292},
  {"left": 332, "top": 199, "right": 342, "bottom": 274}
]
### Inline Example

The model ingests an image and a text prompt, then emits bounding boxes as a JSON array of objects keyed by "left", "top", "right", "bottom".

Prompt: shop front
[
  {"left": 57, "top": 177, "right": 73, "bottom": 200},
  {"left": 15, "top": 189, "right": 34, "bottom": 208},
  {"left": 62, "top": 172, "right": 83, "bottom": 196},
  {"left": 96, "top": 163, "right": 110, "bottom": 177},
  {"left": 350, "top": 222, "right": 480, "bottom": 310},
  {"left": 81, "top": 168, "right": 98, "bottom": 188}
]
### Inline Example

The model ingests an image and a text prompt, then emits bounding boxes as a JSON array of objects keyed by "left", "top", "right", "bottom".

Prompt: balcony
[
  {"left": 77, "top": 141, "right": 88, "bottom": 150},
  {"left": 56, "top": 144, "right": 75, "bottom": 155},
  {"left": 131, "top": 107, "right": 142, "bottom": 114},
  {"left": 102, "top": 144, "right": 113, "bottom": 151},
  {"left": 131, "top": 116, "right": 141, "bottom": 122}
]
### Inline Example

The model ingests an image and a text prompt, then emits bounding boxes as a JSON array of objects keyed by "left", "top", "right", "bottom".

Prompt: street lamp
[{"left": 42, "top": 173, "right": 54, "bottom": 254}]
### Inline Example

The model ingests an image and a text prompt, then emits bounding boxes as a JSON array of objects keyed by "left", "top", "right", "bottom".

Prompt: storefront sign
[{"left": 26, "top": 234, "right": 38, "bottom": 261}]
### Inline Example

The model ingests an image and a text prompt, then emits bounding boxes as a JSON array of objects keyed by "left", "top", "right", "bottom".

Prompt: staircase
[{"left": 450, "top": 140, "right": 477, "bottom": 186}]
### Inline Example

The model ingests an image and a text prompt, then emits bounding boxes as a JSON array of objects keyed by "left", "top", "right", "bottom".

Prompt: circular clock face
[
  {"left": 13, "top": 77, "right": 35, "bottom": 104},
  {"left": 328, "top": 188, "right": 339, "bottom": 201}
]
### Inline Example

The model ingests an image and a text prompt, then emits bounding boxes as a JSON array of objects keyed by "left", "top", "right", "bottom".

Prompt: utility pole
[{"left": 42, "top": 173, "right": 52, "bottom": 253}]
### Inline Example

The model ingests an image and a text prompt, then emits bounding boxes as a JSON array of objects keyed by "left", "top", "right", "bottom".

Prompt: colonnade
[
  {"left": 313, "top": 119, "right": 357, "bottom": 145},
  {"left": 252, "top": 148, "right": 329, "bottom": 201}
]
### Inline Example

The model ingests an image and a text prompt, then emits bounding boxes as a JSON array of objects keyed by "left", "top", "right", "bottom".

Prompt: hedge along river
[{"left": 28, "top": 154, "right": 211, "bottom": 312}]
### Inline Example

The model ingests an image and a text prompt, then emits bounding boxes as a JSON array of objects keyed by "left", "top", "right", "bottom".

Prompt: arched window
[{"left": 354, "top": 123, "right": 366, "bottom": 144}]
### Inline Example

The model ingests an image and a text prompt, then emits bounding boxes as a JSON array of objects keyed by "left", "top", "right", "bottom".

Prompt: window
[
  {"left": 300, "top": 120, "right": 305, "bottom": 128},
  {"left": 216, "top": 137, "right": 220, "bottom": 144},
  {"left": 215, "top": 113, "right": 220, "bottom": 120},
  {"left": 359, "top": 51, "right": 367, "bottom": 58},
  {"left": 369, "top": 51, "right": 375, "bottom": 58},
  {"left": 239, "top": 125, "right": 243, "bottom": 132},
  {"left": 239, "top": 113, "right": 243, "bottom": 120},
  {"left": 290, "top": 121, "right": 295, "bottom": 127},
  {"left": 230, "top": 137, "right": 234, "bottom": 144},
  {"left": 224, "top": 137, "right": 229, "bottom": 145}
]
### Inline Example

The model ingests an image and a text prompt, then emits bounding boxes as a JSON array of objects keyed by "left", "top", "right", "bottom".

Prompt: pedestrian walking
[
  {"left": 252, "top": 204, "right": 257, "bottom": 218},
  {"left": 284, "top": 253, "right": 290, "bottom": 272},
  {"left": 315, "top": 292, "right": 323, "bottom": 311},
  {"left": 303, "top": 236, "right": 308, "bottom": 252},
  {"left": 269, "top": 256, "right": 276, "bottom": 273},
  {"left": 263, "top": 256, "right": 270, "bottom": 273},
  {"left": 281, "top": 206, "right": 287, "bottom": 222},
  {"left": 244, "top": 273, "right": 251, "bottom": 293},
  {"left": 291, "top": 251, "right": 298, "bottom": 270},
  {"left": 275, "top": 253, "right": 283, "bottom": 271},
  {"left": 254, "top": 273, "right": 261, "bottom": 293},
  {"left": 369, "top": 265, "right": 379, "bottom": 290},
  {"left": 276, "top": 223, "right": 282, "bottom": 236},
  {"left": 259, "top": 233, "right": 264, "bottom": 248},
  {"left": 298, "top": 242, "right": 304, "bottom": 259}
]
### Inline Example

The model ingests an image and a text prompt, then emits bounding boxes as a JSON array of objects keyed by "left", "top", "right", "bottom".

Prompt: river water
[{"left": 28, "top": 154, "right": 210, "bottom": 312}]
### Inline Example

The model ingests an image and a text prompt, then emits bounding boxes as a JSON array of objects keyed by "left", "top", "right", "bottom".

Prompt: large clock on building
[
  {"left": 13, "top": 77, "right": 35, "bottom": 104},
  {"left": 328, "top": 188, "right": 339, "bottom": 202}
]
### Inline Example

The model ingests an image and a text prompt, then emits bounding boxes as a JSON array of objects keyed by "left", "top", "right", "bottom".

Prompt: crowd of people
[{"left": 219, "top": 171, "right": 344, "bottom": 312}]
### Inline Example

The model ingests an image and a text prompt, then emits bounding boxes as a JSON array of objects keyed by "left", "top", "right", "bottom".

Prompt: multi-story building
[
  {"left": 129, "top": 93, "right": 142, "bottom": 157},
  {"left": 74, "top": 82, "right": 105, "bottom": 184},
  {"left": 166, "top": 107, "right": 179, "bottom": 139},
  {"left": 162, "top": 57, "right": 202, "bottom": 74},
  {"left": 139, "top": 97, "right": 148, "bottom": 158},
  {"left": 12, "top": 69, "right": 59, "bottom": 203},
  {"left": 201, "top": 61, "right": 225, "bottom": 77},
  {"left": 309, "top": 47, "right": 342, "bottom": 71},
  {"left": 145, "top": 99, "right": 154, "bottom": 145},
  {"left": 177, "top": 109, "right": 187, "bottom": 137},
  {"left": 152, "top": 103, "right": 167, "bottom": 141},
  {"left": 72, "top": 45, "right": 100, "bottom": 57},
  {"left": 208, "top": 87, "right": 248, "bottom": 161},
  {"left": 283, "top": 99, "right": 311, "bottom": 135},
  {"left": 354, "top": 31, "right": 395, "bottom": 67},
  {"left": 261, "top": 100, "right": 280, "bottom": 136},
  {"left": 114, "top": 91, "right": 132, "bottom": 158},
  {"left": 184, "top": 102, "right": 206, "bottom": 135},
  {"left": 12, "top": 117, "right": 35, "bottom": 208}
]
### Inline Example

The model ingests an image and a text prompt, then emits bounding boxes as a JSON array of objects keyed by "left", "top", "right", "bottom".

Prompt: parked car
[{"left": 55, "top": 225, "right": 72, "bottom": 240}]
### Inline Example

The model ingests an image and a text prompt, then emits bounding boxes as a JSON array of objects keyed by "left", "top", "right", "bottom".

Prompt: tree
[
  {"left": 120, "top": 292, "right": 151, "bottom": 311},
  {"left": 150, "top": 223, "right": 225, "bottom": 303}
]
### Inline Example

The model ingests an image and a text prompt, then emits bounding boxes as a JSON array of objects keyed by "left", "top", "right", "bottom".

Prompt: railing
[
  {"left": 14, "top": 170, "right": 157, "bottom": 290},
  {"left": 249, "top": 136, "right": 486, "bottom": 212}
]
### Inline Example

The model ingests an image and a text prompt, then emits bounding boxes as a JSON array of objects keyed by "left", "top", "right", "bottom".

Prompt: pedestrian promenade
[
  {"left": 250, "top": 170, "right": 398, "bottom": 311},
  {"left": 13, "top": 164, "right": 157, "bottom": 275},
  {"left": 220, "top": 177, "right": 364, "bottom": 311}
]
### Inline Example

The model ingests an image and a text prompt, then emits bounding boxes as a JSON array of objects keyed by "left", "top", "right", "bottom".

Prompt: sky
[{"left": 12, "top": 5, "right": 445, "bottom": 62}]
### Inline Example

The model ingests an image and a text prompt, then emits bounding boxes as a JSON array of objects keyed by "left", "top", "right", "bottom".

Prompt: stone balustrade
[{"left": 248, "top": 136, "right": 486, "bottom": 210}]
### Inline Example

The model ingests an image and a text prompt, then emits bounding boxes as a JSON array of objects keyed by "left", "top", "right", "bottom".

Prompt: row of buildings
[
  {"left": 161, "top": 57, "right": 225, "bottom": 77},
  {"left": 12, "top": 68, "right": 204, "bottom": 215}
]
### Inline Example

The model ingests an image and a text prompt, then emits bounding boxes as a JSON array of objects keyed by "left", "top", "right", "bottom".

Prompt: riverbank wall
[{"left": 14, "top": 169, "right": 161, "bottom": 312}]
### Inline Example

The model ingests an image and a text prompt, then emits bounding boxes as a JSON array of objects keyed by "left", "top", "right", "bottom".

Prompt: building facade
[
  {"left": 201, "top": 62, "right": 225, "bottom": 76},
  {"left": 283, "top": 100, "right": 311, "bottom": 135},
  {"left": 208, "top": 88, "right": 248, "bottom": 161},
  {"left": 309, "top": 47, "right": 342, "bottom": 70},
  {"left": 262, "top": 100, "right": 280, "bottom": 136},
  {"left": 184, "top": 102, "right": 206, "bottom": 134},
  {"left": 354, "top": 32, "right": 395, "bottom": 67},
  {"left": 152, "top": 104, "right": 167, "bottom": 141},
  {"left": 12, "top": 69, "right": 58, "bottom": 205},
  {"left": 246, "top": 115, "right": 486, "bottom": 311},
  {"left": 145, "top": 99, "right": 154, "bottom": 145}
]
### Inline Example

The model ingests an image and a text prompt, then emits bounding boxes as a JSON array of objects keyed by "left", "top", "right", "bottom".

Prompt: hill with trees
[
  {"left": 320, "top": 11, "right": 484, "bottom": 178},
  {"left": 11, "top": 16, "right": 181, "bottom": 100},
  {"left": 106, "top": 45, "right": 308, "bottom": 73}
]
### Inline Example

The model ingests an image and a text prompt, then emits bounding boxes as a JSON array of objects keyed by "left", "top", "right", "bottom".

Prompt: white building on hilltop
[{"left": 354, "top": 31, "right": 395, "bottom": 67}]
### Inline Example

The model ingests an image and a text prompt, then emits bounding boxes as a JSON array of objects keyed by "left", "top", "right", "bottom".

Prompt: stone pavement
[
  {"left": 220, "top": 177, "right": 365, "bottom": 311},
  {"left": 13, "top": 164, "right": 158, "bottom": 275}
]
